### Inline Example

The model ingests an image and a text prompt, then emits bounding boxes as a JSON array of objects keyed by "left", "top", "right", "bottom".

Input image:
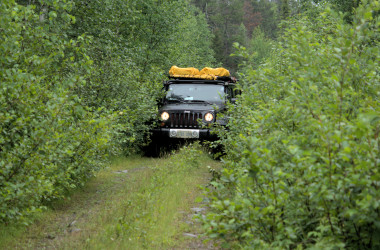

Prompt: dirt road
[{"left": 1, "top": 146, "right": 220, "bottom": 249}]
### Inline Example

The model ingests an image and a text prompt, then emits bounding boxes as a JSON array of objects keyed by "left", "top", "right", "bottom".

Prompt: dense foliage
[
  {"left": 203, "top": 1, "right": 380, "bottom": 248},
  {"left": 0, "top": 0, "right": 215, "bottom": 223},
  {"left": 0, "top": 0, "right": 112, "bottom": 223}
]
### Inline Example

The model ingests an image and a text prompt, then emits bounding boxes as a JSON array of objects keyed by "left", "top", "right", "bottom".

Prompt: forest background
[{"left": 1, "top": 0, "right": 379, "bottom": 248}]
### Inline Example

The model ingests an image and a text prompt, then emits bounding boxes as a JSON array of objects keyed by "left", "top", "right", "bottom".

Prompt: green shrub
[
  {"left": 0, "top": 0, "right": 111, "bottom": 223},
  {"left": 203, "top": 1, "right": 380, "bottom": 248}
]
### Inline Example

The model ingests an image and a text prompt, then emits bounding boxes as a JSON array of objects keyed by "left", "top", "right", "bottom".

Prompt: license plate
[{"left": 169, "top": 129, "right": 199, "bottom": 138}]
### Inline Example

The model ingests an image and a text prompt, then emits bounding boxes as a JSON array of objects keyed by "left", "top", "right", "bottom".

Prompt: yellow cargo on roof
[
  {"left": 199, "top": 67, "right": 230, "bottom": 77},
  {"left": 169, "top": 66, "right": 230, "bottom": 80},
  {"left": 169, "top": 66, "right": 200, "bottom": 76}
]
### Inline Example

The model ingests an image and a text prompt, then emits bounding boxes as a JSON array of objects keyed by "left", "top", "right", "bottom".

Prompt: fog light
[
  {"left": 170, "top": 130, "right": 177, "bottom": 137},
  {"left": 192, "top": 130, "right": 199, "bottom": 138}
]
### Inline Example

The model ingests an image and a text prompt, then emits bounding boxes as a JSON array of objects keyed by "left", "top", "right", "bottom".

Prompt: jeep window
[{"left": 165, "top": 84, "right": 225, "bottom": 103}]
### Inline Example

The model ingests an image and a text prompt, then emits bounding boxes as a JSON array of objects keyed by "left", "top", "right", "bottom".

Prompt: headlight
[
  {"left": 204, "top": 112, "right": 214, "bottom": 122},
  {"left": 161, "top": 111, "right": 169, "bottom": 121}
]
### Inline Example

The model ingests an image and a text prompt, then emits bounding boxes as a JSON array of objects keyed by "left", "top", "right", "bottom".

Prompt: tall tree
[
  {"left": 248, "top": 0, "right": 280, "bottom": 39},
  {"left": 192, "top": 0, "right": 280, "bottom": 70},
  {"left": 192, "top": 0, "right": 246, "bottom": 71},
  {"left": 243, "top": 0, "right": 263, "bottom": 38}
]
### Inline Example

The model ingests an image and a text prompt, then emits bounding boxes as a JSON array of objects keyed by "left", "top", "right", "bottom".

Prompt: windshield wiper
[
  {"left": 166, "top": 94, "right": 185, "bottom": 103},
  {"left": 167, "top": 98, "right": 185, "bottom": 103}
]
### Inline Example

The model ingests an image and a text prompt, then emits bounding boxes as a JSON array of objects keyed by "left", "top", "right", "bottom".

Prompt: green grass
[{"left": 0, "top": 143, "right": 220, "bottom": 249}]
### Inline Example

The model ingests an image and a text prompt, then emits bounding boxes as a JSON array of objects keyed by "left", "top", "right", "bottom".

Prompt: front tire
[{"left": 144, "top": 136, "right": 163, "bottom": 157}]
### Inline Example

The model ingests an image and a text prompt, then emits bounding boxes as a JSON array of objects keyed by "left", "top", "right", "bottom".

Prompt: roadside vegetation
[{"left": 203, "top": 1, "right": 380, "bottom": 248}]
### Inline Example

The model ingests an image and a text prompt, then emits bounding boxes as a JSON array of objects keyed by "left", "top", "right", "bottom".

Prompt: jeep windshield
[{"left": 165, "top": 84, "right": 225, "bottom": 104}]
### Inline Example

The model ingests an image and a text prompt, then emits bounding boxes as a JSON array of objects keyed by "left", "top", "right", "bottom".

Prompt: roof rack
[{"left": 168, "top": 75, "right": 237, "bottom": 83}]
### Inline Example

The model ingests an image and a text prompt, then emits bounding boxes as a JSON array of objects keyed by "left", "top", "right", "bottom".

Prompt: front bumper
[{"left": 151, "top": 128, "right": 218, "bottom": 140}]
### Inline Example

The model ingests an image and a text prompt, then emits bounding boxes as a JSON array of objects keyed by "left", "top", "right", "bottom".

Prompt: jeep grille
[{"left": 168, "top": 112, "right": 203, "bottom": 128}]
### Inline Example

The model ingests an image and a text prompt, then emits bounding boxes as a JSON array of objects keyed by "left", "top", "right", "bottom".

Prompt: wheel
[{"left": 144, "top": 136, "right": 164, "bottom": 157}]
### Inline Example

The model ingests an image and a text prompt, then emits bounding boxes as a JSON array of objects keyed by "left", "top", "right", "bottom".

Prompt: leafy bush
[
  {"left": 0, "top": 0, "right": 111, "bottom": 223},
  {"left": 203, "top": 1, "right": 380, "bottom": 248}
]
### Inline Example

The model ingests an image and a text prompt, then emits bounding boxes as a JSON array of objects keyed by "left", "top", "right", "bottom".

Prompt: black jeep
[{"left": 146, "top": 69, "right": 238, "bottom": 156}]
